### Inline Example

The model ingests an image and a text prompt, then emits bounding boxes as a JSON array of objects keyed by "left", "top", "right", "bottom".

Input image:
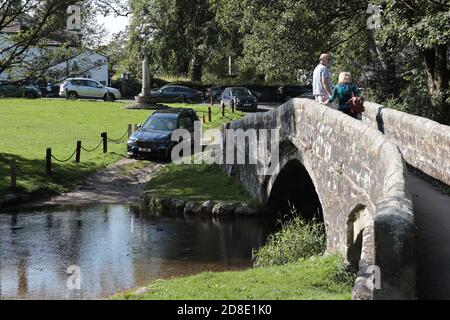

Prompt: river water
[{"left": 0, "top": 204, "right": 278, "bottom": 300}]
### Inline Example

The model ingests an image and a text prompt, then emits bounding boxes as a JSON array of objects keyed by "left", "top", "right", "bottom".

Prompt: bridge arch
[{"left": 266, "top": 156, "right": 323, "bottom": 221}]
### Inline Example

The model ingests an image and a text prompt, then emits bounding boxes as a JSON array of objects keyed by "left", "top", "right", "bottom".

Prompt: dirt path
[
  {"left": 35, "top": 159, "right": 164, "bottom": 207},
  {"left": 409, "top": 171, "right": 450, "bottom": 300}
]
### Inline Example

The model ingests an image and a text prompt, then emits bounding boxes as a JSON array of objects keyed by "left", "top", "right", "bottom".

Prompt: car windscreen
[
  {"left": 231, "top": 89, "right": 252, "bottom": 96},
  {"left": 143, "top": 115, "right": 178, "bottom": 131}
]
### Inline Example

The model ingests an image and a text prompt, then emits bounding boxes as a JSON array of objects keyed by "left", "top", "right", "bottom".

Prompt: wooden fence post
[
  {"left": 101, "top": 133, "right": 108, "bottom": 153},
  {"left": 232, "top": 103, "right": 235, "bottom": 113},
  {"left": 46, "top": 148, "right": 52, "bottom": 175},
  {"left": 76, "top": 141, "right": 81, "bottom": 163},
  {"left": 202, "top": 113, "right": 206, "bottom": 123},
  {"left": 208, "top": 107, "right": 212, "bottom": 123},
  {"left": 222, "top": 104, "right": 225, "bottom": 117},
  {"left": 10, "top": 159, "right": 16, "bottom": 192}
]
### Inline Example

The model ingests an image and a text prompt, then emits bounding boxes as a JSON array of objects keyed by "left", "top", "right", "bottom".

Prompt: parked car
[
  {"left": 127, "top": 108, "right": 199, "bottom": 160},
  {"left": 0, "top": 80, "right": 42, "bottom": 98},
  {"left": 207, "top": 85, "right": 262, "bottom": 103},
  {"left": 59, "top": 78, "right": 121, "bottom": 101},
  {"left": 42, "top": 84, "right": 62, "bottom": 98},
  {"left": 277, "top": 85, "right": 312, "bottom": 102},
  {"left": 150, "top": 85, "right": 203, "bottom": 103},
  {"left": 220, "top": 87, "right": 258, "bottom": 111},
  {"left": 206, "top": 85, "right": 228, "bottom": 103}
]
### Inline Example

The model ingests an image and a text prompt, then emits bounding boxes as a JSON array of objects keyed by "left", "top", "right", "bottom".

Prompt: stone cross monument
[
  {"left": 141, "top": 57, "right": 151, "bottom": 97},
  {"left": 135, "top": 57, "right": 155, "bottom": 107}
]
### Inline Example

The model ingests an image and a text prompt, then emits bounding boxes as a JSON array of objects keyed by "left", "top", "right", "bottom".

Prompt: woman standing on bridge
[{"left": 321, "top": 72, "right": 362, "bottom": 118}]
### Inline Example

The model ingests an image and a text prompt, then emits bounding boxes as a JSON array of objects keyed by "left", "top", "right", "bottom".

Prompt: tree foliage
[
  {"left": 371, "top": 0, "right": 450, "bottom": 122},
  {"left": 127, "top": 0, "right": 218, "bottom": 81}
]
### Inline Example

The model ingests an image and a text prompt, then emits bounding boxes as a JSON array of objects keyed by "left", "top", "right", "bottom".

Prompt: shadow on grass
[{"left": 0, "top": 152, "right": 117, "bottom": 200}]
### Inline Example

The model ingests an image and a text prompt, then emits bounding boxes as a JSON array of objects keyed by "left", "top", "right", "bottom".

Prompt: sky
[{"left": 97, "top": 14, "right": 130, "bottom": 42}]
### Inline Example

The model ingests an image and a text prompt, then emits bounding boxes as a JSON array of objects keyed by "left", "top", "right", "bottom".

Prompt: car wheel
[
  {"left": 104, "top": 92, "right": 116, "bottom": 101},
  {"left": 165, "top": 146, "right": 174, "bottom": 163},
  {"left": 68, "top": 91, "right": 78, "bottom": 100},
  {"left": 25, "top": 92, "right": 36, "bottom": 99}
]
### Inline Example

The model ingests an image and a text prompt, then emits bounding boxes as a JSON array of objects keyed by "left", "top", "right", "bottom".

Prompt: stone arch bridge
[{"left": 221, "top": 98, "right": 450, "bottom": 300}]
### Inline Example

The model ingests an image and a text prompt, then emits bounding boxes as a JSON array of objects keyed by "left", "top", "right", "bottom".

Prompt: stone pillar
[
  {"left": 141, "top": 57, "right": 151, "bottom": 97},
  {"left": 134, "top": 57, "right": 160, "bottom": 108}
]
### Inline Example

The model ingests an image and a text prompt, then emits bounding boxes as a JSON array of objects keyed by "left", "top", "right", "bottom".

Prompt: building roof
[{"left": 0, "top": 14, "right": 81, "bottom": 47}]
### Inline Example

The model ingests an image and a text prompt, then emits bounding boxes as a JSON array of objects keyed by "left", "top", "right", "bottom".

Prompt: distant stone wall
[
  {"left": 363, "top": 102, "right": 450, "bottom": 186},
  {"left": 221, "top": 98, "right": 415, "bottom": 300}
]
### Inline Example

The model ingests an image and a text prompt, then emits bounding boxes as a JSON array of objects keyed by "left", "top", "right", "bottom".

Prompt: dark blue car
[
  {"left": 127, "top": 108, "right": 199, "bottom": 160},
  {"left": 220, "top": 87, "right": 258, "bottom": 111}
]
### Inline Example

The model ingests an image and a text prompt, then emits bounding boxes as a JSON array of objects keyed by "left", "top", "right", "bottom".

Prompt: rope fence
[
  {"left": 7, "top": 104, "right": 236, "bottom": 190},
  {"left": 41, "top": 125, "right": 138, "bottom": 176},
  {"left": 81, "top": 139, "right": 103, "bottom": 153},
  {"left": 50, "top": 148, "right": 77, "bottom": 163}
]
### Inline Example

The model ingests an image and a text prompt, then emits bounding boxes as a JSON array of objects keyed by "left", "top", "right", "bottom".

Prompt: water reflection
[{"left": 0, "top": 205, "right": 277, "bottom": 300}]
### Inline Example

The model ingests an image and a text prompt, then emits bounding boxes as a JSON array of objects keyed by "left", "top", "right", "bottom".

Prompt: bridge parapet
[
  {"left": 221, "top": 98, "right": 415, "bottom": 300},
  {"left": 363, "top": 102, "right": 450, "bottom": 185}
]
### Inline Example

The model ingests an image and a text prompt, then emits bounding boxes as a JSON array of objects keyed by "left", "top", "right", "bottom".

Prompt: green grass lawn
[
  {"left": 144, "top": 163, "right": 257, "bottom": 204},
  {"left": 115, "top": 254, "right": 353, "bottom": 300},
  {"left": 0, "top": 98, "right": 243, "bottom": 200}
]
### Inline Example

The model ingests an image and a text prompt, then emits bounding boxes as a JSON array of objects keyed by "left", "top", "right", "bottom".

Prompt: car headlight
[
  {"left": 235, "top": 98, "right": 240, "bottom": 103},
  {"left": 128, "top": 137, "right": 137, "bottom": 145}
]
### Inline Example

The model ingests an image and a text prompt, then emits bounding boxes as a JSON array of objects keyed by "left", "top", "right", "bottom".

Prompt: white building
[{"left": 0, "top": 16, "right": 109, "bottom": 84}]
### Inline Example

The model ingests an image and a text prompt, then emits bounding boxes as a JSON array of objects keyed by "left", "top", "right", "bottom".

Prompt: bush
[{"left": 253, "top": 217, "right": 326, "bottom": 267}]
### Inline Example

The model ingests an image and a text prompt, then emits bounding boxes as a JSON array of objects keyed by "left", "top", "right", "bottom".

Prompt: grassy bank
[
  {"left": 114, "top": 216, "right": 354, "bottom": 300},
  {"left": 116, "top": 254, "right": 352, "bottom": 300},
  {"left": 144, "top": 163, "right": 256, "bottom": 204},
  {"left": 0, "top": 98, "right": 243, "bottom": 200}
]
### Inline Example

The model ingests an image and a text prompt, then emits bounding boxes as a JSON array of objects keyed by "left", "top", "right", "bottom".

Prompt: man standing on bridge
[{"left": 313, "top": 53, "right": 333, "bottom": 105}]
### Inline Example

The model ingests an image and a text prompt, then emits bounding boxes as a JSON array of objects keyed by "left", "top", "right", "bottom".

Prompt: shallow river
[{"left": 0, "top": 205, "right": 278, "bottom": 300}]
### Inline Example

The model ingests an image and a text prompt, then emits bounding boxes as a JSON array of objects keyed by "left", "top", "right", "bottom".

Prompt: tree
[
  {"left": 372, "top": 0, "right": 450, "bottom": 122},
  {"left": 211, "top": 0, "right": 371, "bottom": 83},
  {"left": 127, "top": 0, "right": 218, "bottom": 82},
  {"left": 98, "top": 30, "right": 129, "bottom": 78}
]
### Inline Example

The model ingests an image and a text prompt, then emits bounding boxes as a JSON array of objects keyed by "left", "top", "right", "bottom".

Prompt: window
[
  {"left": 71, "top": 80, "right": 84, "bottom": 86},
  {"left": 231, "top": 89, "right": 252, "bottom": 96},
  {"left": 87, "top": 81, "right": 101, "bottom": 88},
  {"left": 161, "top": 87, "right": 174, "bottom": 93},
  {"left": 143, "top": 115, "right": 178, "bottom": 131},
  {"left": 172, "top": 87, "right": 185, "bottom": 93}
]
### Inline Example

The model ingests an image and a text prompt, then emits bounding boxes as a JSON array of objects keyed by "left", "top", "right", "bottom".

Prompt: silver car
[{"left": 59, "top": 78, "right": 121, "bottom": 101}]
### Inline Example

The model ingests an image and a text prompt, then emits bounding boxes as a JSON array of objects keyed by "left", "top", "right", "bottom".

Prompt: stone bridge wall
[
  {"left": 362, "top": 102, "right": 450, "bottom": 185},
  {"left": 221, "top": 98, "right": 415, "bottom": 300}
]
